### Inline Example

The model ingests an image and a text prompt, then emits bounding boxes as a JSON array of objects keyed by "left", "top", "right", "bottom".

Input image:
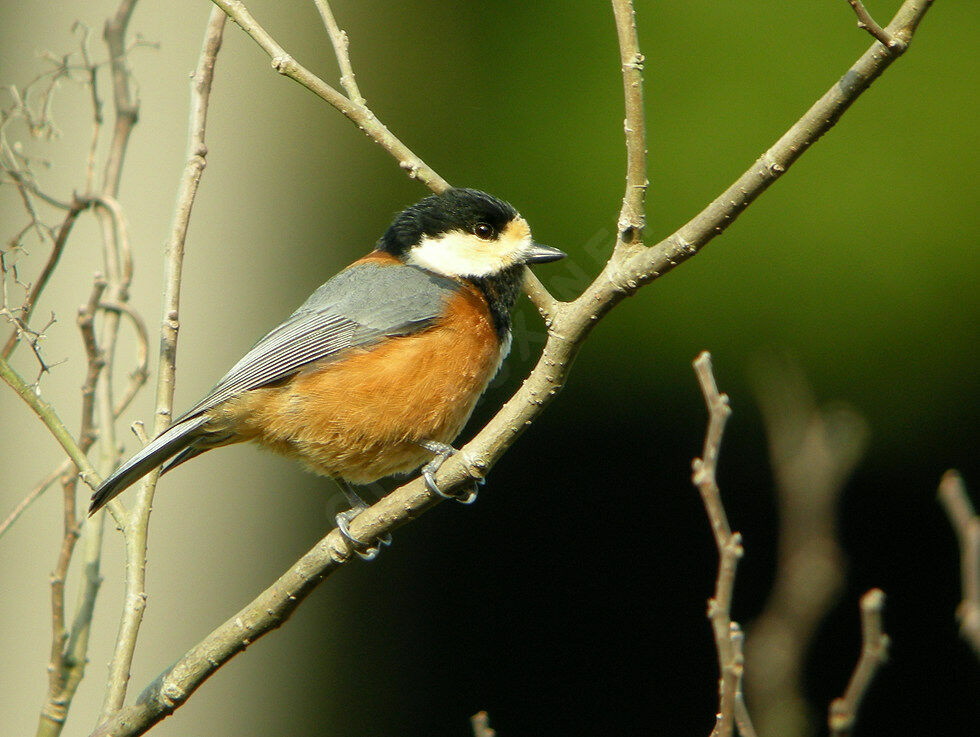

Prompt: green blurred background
[{"left": 1, "top": 1, "right": 977, "bottom": 735}]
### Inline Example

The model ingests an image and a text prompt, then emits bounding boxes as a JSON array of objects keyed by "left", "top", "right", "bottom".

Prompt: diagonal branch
[
  {"left": 208, "top": 1, "right": 567, "bottom": 314},
  {"left": 624, "top": 0, "right": 932, "bottom": 287},
  {"left": 0, "top": 356, "right": 101, "bottom": 491},
  {"left": 1, "top": 199, "right": 89, "bottom": 360},
  {"left": 211, "top": 0, "right": 449, "bottom": 192}
]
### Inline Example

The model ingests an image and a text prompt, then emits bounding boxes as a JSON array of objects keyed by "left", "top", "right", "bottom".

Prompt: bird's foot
[
  {"left": 335, "top": 507, "right": 392, "bottom": 561},
  {"left": 419, "top": 441, "right": 484, "bottom": 504}
]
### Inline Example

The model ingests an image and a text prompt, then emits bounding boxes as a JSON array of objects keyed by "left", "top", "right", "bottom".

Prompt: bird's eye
[{"left": 473, "top": 223, "right": 495, "bottom": 240}]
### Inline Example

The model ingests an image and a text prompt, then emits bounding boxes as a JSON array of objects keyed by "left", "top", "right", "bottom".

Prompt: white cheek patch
[{"left": 407, "top": 230, "right": 515, "bottom": 278}]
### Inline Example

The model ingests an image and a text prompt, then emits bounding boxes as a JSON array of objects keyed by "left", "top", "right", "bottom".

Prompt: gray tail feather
[{"left": 88, "top": 415, "right": 209, "bottom": 515}]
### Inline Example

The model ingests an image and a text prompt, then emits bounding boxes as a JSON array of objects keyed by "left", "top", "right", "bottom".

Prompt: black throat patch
[{"left": 470, "top": 264, "right": 524, "bottom": 342}]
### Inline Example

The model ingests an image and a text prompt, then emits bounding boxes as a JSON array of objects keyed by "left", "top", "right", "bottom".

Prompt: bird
[{"left": 88, "top": 188, "right": 564, "bottom": 556}]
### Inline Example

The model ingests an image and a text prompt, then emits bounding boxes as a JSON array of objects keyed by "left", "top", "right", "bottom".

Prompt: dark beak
[{"left": 523, "top": 242, "right": 566, "bottom": 264}]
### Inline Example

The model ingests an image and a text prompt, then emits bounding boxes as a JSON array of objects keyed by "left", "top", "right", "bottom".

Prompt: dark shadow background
[{"left": 1, "top": 1, "right": 977, "bottom": 736}]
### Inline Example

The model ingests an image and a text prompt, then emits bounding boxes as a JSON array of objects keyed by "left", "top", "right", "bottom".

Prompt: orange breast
[{"left": 209, "top": 281, "right": 502, "bottom": 484}]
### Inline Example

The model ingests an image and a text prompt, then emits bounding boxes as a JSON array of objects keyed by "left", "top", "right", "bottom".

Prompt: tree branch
[
  {"left": 0, "top": 460, "right": 70, "bottom": 539},
  {"left": 101, "top": 0, "right": 139, "bottom": 196},
  {"left": 98, "top": 7, "right": 226, "bottom": 720},
  {"left": 1, "top": 199, "right": 88, "bottom": 360},
  {"left": 625, "top": 0, "right": 932, "bottom": 285},
  {"left": 828, "top": 589, "right": 890, "bottom": 737},
  {"left": 312, "top": 0, "right": 364, "bottom": 105},
  {"left": 0, "top": 356, "right": 101, "bottom": 490},
  {"left": 691, "top": 352, "right": 756, "bottom": 737},
  {"left": 611, "top": 0, "right": 647, "bottom": 246},
  {"left": 938, "top": 470, "right": 980, "bottom": 658},
  {"left": 208, "top": 0, "right": 559, "bottom": 316},
  {"left": 211, "top": 0, "right": 448, "bottom": 192},
  {"left": 846, "top": 0, "right": 902, "bottom": 49}
]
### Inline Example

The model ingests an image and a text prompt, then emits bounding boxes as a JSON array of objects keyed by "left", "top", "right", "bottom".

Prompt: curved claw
[
  {"left": 420, "top": 440, "right": 484, "bottom": 504},
  {"left": 335, "top": 508, "right": 391, "bottom": 561},
  {"left": 423, "top": 468, "right": 480, "bottom": 504}
]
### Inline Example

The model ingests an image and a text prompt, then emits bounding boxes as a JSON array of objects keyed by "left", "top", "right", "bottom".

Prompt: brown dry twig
[
  {"left": 828, "top": 589, "right": 890, "bottom": 737},
  {"left": 938, "top": 470, "right": 980, "bottom": 659}
]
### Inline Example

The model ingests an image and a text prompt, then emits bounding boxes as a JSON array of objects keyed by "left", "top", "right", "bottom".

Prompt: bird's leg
[
  {"left": 419, "top": 440, "right": 483, "bottom": 504},
  {"left": 334, "top": 480, "right": 392, "bottom": 561}
]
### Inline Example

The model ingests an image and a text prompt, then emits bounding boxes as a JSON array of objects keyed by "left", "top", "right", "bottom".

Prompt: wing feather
[{"left": 177, "top": 262, "right": 458, "bottom": 421}]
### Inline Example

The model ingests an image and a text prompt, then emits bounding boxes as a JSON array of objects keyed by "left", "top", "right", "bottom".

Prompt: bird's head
[{"left": 377, "top": 188, "right": 565, "bottom": 279}]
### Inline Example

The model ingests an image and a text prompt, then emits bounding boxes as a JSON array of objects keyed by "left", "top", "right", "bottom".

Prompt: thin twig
[
  {"left": 692, "top": 352, "right": 732, "bottom": 546},
  {"left": 28, "top": 3, "right": 143, "bottom": 733},
  {"left": 1, "top": 199, "right": 89, "bottom": 359},
  {"left": 938, "top": 470, "right": 980, "bottom": 658},
  {"left": 101, "top": 0, "right": 139, "bottom": 196},
  {"left": 100, "top": 299, "right": 149, "bottom": 417},
  {"left": 626, "top": 0, "right": 932, "bottom": 286},
  {"left": 74, "top": 21, "right": 105, "bottom": 194},
  {"left": 40, "top": 471, "right": 83, "bottom": 730},
  {"left": 98, "top": 7, "right": 226, "bottom": 720},
  {"left": 312, "top": 0, "right": 365, "bottom": 105},
  {"left": 0, "top": 356, "right": 101, "bottom": 490},
  {"left": 828, "top": 589, "right": 890, "bottom": 737},
  {"left": 208, "top": 0, "right": 557, "bottom": 315},
  {"left": 523, "top": 270, "right": 560, "bottom": 323},
  {"left": 211, "top": 0, "right": 449, "bottom": 192},
  {"left": 846, "top": 0, "right": 901, "bottom": 49},
  {"left": 34, "top": 278, "right": 109, "bottom": 737},
  {"left": 0, "top": 289, "right": 146, "bottom": 541},
  {"left": 691, "top": 352, "right": 756, "bottom": 737},
  {"left": 611, "top": 0, "right": 647, "bottom": 247},
  {"left": 0, "top": 461, "right": 70, "bottom": 539},
  {"left": 79, "top": 277, "right": 108, "bottom": 450}
]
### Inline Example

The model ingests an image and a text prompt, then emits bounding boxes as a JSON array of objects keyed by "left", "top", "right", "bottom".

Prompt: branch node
[
  {"left": 270, "top": 54, "right": 294, "bottom": 75},
  {"left": 846, "top": 0, "right": 904, "bottom": 50}
]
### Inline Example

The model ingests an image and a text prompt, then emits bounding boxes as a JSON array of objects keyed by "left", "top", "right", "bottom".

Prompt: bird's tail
[{"left": 88, "top": 415, "right": 209, "bottom": 515}]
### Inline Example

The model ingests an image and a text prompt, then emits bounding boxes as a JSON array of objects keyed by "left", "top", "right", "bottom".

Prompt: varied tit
[{"left": 88, "top": 188, "right": 564, "bottom": 557}]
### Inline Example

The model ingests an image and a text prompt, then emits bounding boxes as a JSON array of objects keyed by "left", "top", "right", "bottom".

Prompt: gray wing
[{"left": 176, "top": 261, "right": 459, "bottom": 421}]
